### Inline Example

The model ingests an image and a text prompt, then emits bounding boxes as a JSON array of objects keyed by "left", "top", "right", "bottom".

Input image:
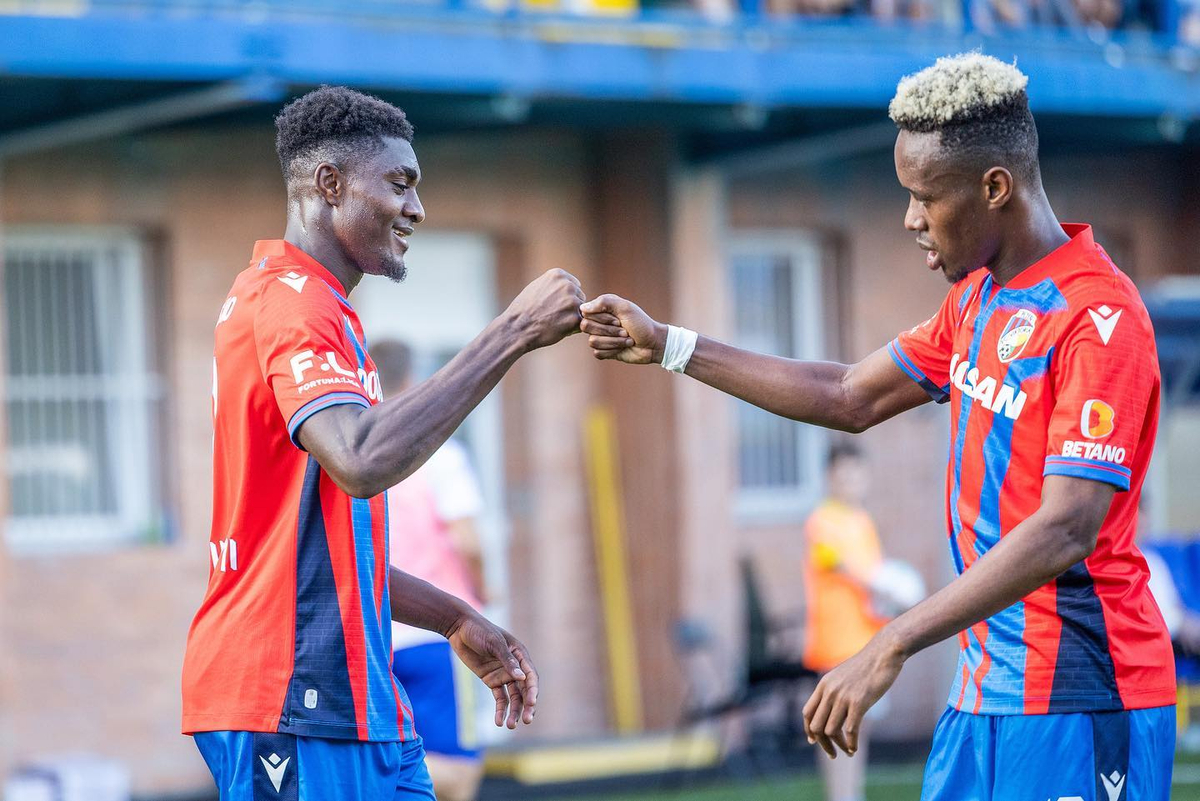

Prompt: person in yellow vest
[{"left": 802, "top": 443, "right": 886, "bottom": 801}]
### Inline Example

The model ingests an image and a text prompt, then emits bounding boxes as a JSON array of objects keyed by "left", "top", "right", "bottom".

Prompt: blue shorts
[
  {"left": 193, "top": 730, "right": 435, "bottom": 801},
  {"left": 921, "top": 705, "right": 1175, "bottom": 801},
  {"left": 392, "top": 640, "right": 481, "bottom": 760}
]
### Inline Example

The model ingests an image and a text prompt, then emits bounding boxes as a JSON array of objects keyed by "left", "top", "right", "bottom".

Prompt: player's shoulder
[
  {"left": 244, "top": 254, "right": 348, "bottom": 333},
  {"left": 1054, "top": 246, "right": 1155, "bottom": 349}
]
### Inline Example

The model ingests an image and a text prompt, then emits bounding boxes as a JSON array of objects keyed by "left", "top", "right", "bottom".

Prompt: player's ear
[
  {"left": 983, "top": 167, "right": 1013, "bottom": 209},
  {"left": 313, "top": 162, "right": 344, "bottom": 207}
]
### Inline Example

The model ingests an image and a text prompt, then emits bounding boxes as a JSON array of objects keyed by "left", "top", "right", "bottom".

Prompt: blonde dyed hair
[{"left": 889, "top": 53, "right": 1029, "bottom": 131}]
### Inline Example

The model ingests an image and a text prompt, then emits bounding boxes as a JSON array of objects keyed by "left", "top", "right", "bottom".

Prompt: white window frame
[
  {"left": 3, "top": 227, "right": 167, "bottom": 554},
  {"left": 727, "top": 231, "right": 827, "bottom": 522}
]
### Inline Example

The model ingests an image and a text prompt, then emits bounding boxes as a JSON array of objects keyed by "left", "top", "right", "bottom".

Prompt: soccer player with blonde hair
[{"left": 581, "top": 53, "right": 1175, "bottom": 799}]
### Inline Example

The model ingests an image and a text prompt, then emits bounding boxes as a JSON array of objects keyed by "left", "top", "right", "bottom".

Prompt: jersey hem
[
  {"left": 945, "top": 685, "right": 1177, "bottom": 716},
  {"left": 183, "top": 713, "right": 406, "bottom": 742}
]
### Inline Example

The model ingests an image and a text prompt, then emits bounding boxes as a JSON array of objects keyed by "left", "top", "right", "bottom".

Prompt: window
[
  {"left": 3, "top": 228, "right": 169, "bottom": 553},
  {"left": 728, "top": 232, "right": 827, "bottom": 520}
]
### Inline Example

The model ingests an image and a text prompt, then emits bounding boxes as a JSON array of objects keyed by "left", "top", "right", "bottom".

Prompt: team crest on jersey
[{"left": 996, "top": 309, "right": 1037, "bottom": 363}]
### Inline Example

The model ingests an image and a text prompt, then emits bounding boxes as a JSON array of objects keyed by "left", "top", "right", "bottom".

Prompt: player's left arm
[
  {"left": 803, "top": 474, "right": 1114, "bottom": 759},
  {"left": 388, "top": 566, "right": 538, "bottom": 729}
]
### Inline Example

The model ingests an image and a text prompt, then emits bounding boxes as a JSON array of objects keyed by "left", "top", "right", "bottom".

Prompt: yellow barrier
[{"left": 584, "top": 405, "right": 644, "bottom": 735}]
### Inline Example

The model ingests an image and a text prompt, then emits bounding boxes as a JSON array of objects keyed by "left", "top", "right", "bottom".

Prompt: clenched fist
[
  {"left": 580, "top": 294, "right": 666, "bottom": 365},
  {"left": 505, "top": 269, "right": 586, "bottom": 352}
]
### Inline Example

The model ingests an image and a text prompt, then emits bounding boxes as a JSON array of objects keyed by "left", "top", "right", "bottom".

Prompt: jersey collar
[
  {"left": 251, "top": 239, "right": 353, "bottom": 299},
  {"left": 1001, "top": 223, "right": 1094, "bottom": 290}
]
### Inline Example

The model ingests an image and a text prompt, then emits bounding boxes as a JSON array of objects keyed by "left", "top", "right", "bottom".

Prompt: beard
[
  {"left": 943, "top": 262, "right": 983, "bottom": 284},
  {"left": 361, "top": 249, "right": 407, "bottom": 283}
]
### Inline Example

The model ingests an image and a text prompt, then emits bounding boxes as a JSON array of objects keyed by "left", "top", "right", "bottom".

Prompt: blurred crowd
[{"left": 575, "top": 0, "right": 1200, "bottom": 47}]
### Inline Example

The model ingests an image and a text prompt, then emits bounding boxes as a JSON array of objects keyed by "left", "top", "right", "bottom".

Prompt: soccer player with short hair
[
  {"left": 182, "top": 86, "right": 585, "bottom": 799},
  {"left": 581, "top": 54, "right": 1175, "bottom": 799}
]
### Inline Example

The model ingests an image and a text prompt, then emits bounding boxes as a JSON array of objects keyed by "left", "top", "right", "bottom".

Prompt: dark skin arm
[
  {"left": 802, "top": 475, "right": 1114, "bottom": 758},
  {"left": 578, "top": 294, "right": 1117, "bottom": 758},
  {"left": 294, "top": 268, "right": 582, "bottom": 729},
  {"left": 388, "top": 567, "right": 537, "bottom": 728},
  {"left": 577, "top": 294, "right": 932, "bottom": 433},
  {"left": 298, "top": 269, "right": 584, "bottom": 499}
]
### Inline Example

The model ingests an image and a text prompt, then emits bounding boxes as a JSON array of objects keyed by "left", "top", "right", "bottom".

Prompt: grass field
[{"left": 543, "top": 757, "right": 1200, "bottom": 801}]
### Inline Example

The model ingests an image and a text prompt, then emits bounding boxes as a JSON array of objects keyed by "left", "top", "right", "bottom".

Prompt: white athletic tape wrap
[{"left": 660, "top": 325, "right": 698, "bottom": 374}]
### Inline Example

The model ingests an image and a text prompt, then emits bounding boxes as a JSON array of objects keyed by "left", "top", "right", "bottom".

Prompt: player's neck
[
  {"left": 987, "top": 199, "right": 1069, "bottom": 288},
  {"left": 282, "top": 219, "right": 362, "bottom": 295}
]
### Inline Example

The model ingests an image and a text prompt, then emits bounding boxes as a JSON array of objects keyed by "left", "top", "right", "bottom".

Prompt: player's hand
[
  {"left": 445, "top": 612, "right": 539, "bottom": 729},
  {"left": 579, "top": 294, "right": 666, "bottom": 365},
  {"left": 504, "top": 269, "right": 586, "bottom": 352},
  {"left": 803, "top": 631, "right": 905, "bottom": 759}
]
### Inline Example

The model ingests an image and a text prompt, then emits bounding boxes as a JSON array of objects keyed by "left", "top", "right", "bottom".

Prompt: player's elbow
[
  {"left": 835, "top": 394, "right": 880, "bottom": 434},
  {"left": 1045, "top": 519, "right": 1101, "bottom": 574},
  {"left": 324, "top": 463, "right": 380, "bottom": 499},
  {"left": 319, "top": 449, "right": 387, "bottom": 499},
  {"left": 833, "top": 368, "right": 882, "bottom": 434}
]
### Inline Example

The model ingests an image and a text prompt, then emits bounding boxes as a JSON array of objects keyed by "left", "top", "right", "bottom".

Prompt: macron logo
[
  {"left": 1101, "top": 770, "right": 1125, "bottom": 801},
  {"left": 278, "top": 271, "right": 308, "bottom": 293},
  {"left": 259, "top": 753, "right": 290, "bottom": 793},
  {"left": 1087, "top": 305, "right": 1122, "bottom": 345}
]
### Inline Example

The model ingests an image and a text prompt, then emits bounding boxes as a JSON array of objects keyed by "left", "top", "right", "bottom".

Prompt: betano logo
[
  {"left": 949, "top": 353, "right": 1028, "bottom": 420},
  {"left": 1081, "top": 398, "right": 1115, "bottom": 439}
]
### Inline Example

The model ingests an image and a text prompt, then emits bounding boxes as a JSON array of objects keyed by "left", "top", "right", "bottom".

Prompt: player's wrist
[
  {"left": 873, "top": 623, "right": 913, "bottom": 665},
  {"left": 439, "top": 600, "right": 483, "bottom": 640},
  {"left": 496, "top": 308, "right": 541, "bottom": 355},
  {"left": 650, "top": 321, "right": 669, "bottom": 365}
]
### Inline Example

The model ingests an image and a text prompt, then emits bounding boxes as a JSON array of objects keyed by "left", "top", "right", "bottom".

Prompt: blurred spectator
[
  {"left": 1138, "top": 497, "right": 1200, "bottom": 653},
  {"left": 1179, "top": 0, "right": 1200, "bottom": 44},
  {"left": 801, "top": 443, "right": 886, "bottom": 801},
  {"left": 375, "top": 339, "right": 492, "bottom": 801},
  {"left": 969, "top": 0, "right": 1082, "bottom": 33},
  {"left": 766, "top": 0, "right": 857, "bottom": 18},
  {"left": 1073, "top": 0, "right": 1123, "bottom": 27}
]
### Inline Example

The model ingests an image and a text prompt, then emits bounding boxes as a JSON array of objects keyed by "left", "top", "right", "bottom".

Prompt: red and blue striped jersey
[
  {"left": 182, "top": 240, "right": 415, "bottom": 741},
  {"left": 889, "top": 224, "right": 1175, "bottom": 715}
]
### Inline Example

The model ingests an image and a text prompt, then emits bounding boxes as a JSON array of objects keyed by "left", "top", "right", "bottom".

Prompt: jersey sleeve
[
  {"left": 254, "top": 278, "right": 371, "bottom": 448},
  {"left": 886, "top": 284, "right": 965, "bottom": 404},
  {"left": 1042, "top": 299, "right": 1156, "bottom": 491}
]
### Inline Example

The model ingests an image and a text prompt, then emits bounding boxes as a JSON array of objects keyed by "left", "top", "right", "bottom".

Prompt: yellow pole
[{"left": 583, "top": 405, "right": 644, "bottom": 734}]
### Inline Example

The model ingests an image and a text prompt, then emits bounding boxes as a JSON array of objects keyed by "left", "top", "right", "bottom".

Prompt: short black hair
[
  {"left": 889, "top": 54, "right": 1040, "bottom": 183},
  {"left": 274, "top": 85, "right": 414, "bottom": 186},
  {"left": 827, "top": 441, "right": 863, "bottom": 469}
]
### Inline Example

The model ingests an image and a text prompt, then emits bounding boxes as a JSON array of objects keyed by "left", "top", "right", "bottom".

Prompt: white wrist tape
[{"left": 660, "top": 325, "right": 698, "bottom": 373}]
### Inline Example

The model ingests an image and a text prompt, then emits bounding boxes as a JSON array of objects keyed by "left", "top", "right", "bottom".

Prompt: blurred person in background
[
  {"left": 580, "top": 53, "right": 1175, "bottom": 799},
  {"left": 180, "top": 85, "right": 587, "bottom": 799},
  {"left": 1137, "top": 496, "right": 1200, "bottom": 653},
  {"left": 1181, "top": 0, "right": 1200, "bottom": 44},
  {"left": 1073, "top": 0, "right": 1123, "bottom": 27},
  {"left": 374, "top": 339, "right": 492, "bottom": 801},
  {"left": 801, "top": 442, "right": 884, "bottom": 801},
  {"left": 803, "top": 442, "right": 925, "bottom": 801}
]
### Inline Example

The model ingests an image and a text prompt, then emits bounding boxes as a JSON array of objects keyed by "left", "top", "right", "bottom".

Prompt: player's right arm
[
  {"left": 579, "top": 293, "right": 935, "bottom": 433},
  {"left": 295, "top": 269, "right": 584, "bottom": 498}
]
